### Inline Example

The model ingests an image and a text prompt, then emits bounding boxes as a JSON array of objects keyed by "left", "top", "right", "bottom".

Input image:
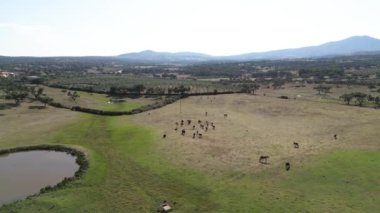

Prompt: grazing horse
[
  {"left": 163, "top": 134, "right": 166, "bottom": 139},
  {"left": 285, "top": 162, "right": 290, "bottom": 171},
  {"left": 181, "top": 129, "right": 186, "bottom": 136},
  {"left": 334, "top": 134, "right": 338, "bottom": 140},
  {"left": 224, "top": 114, "right": 228, "bottom": 118},
  {"left": 293, "top": 142, "right": 299, "bottom": 148},
  {"left": 259, "top": 156, "right": 269, "bottom": 164}
]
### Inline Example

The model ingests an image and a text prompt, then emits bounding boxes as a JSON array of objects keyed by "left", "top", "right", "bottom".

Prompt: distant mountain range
[
  {"left": 118, "top": 50, "right": 213, "bottom": 62},
  {"left": 117, "top": 36, "right": 380, "bottom": 62}
]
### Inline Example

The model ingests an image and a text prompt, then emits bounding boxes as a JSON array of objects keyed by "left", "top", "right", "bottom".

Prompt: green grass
[
  {"left": 1, "top": 114, "right": 379, "bottom": 212},
  {"left": 101, "top": 101, "right": 144, "bottom": 111},
  {"left": 43, "top": 86, "right": 147, "bottom": 112}
]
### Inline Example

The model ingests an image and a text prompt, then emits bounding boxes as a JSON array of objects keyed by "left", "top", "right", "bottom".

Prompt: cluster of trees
[
  {"left": 1, "top": 78, "right": 30, "bottom": 104},
  {"left": 109, "top": 84, "right": 147, "bottom": 96},
  {"left": 240, "top": 83, "right": 260, "bottom": 94},
  {"left": 340, "top": 92, "right": 380, "bottom": 107},
  {"left": 109, "top": 84, "right": 191, "bottom": 96},
  {"left": 0, "top": 78, "right": 53, "bottom": 106}
]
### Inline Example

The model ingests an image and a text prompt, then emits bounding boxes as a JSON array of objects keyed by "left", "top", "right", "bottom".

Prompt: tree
[
  {"left": 375, "top": 97, "right": 380, "bottom": 108},
  {"left": 241, "top": 83, "right": 260, "bottom": 94},
  {"left": 146, "top": 88, "right": 154, "bottom": 94},
  {"left": 39, "top": 96, "right": 53, "bottom": 107},
  {"left": 352, "top": 92, "right": 367, "bottom": 106},
  {"left": 367, "top": 94, "right": 375, "bottom": 102},
  {"left": 313, "top": 84, "right": 331, "bottom": 95},
  {"left": 173, "top": 85, "right": 190, "bottom": 94},
  {"left": 4, "top": 85, "right": 29, "bottom": 104},
  {"left": 109, "top": 87, "right": 118, "bottom": 96},
  {"left": 131, "top": 84, "right": 146, "bottom": 94},
  {"left": 68, "top": 91, "right": 80, "bottom": 102},
  {"left": 339, "top": 93, "right": 354, "bottom": 105},
  {"left": 30, "top": 87, "right": 44, "bottom": 100}
]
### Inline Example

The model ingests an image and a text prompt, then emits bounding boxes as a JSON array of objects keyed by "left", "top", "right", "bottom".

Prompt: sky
[{"left": 1, "top": 0, "right": 379, "bottom": 56}]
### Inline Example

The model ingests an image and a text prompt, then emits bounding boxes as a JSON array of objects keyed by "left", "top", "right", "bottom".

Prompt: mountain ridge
[{"left": 117, "top": 35, "right": 380, "bottom": 62}]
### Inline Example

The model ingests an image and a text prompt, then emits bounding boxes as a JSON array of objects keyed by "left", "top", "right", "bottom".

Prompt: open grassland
[
  {"left": 0, "top": 92, "right": 379, "bottom": 212},
  {"left": 42, "top": 86, "right": 152, "bottom": 111},
  {"left": 261, "top": 83, "right": 378, "bottom": 105},
  {"left": 133, "top": 94, "right": 380, "bottom": 174}
]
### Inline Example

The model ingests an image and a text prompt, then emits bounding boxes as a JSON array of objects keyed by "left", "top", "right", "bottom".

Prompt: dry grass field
[
  {"left": 133, "top": 92, "right": 380, "bottom": 175},
  {"left": 0, "top": 101, "right": 78, "bottom": 148},
  {"left": 261, "top": 83, "right": 378, "bottom": 104},
  {"left": 1, "top": 85, "right": 379, "bottom": 212}
]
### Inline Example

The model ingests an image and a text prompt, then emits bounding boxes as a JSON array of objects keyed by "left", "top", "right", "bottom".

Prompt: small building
[{"left": 0, "top": 71, "right": 15, "bottom": 78}]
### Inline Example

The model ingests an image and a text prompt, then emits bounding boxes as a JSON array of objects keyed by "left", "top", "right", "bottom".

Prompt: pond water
[{"left": 0, "top": 150, "right": 79, "bottom": 206}]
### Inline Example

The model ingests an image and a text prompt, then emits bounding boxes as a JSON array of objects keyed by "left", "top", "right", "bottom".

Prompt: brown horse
[
  {"left": 259, "top": 156, "right": 269, "bottom": 164},
  {"left": 293, "top": 142, "right": 299, "bottom": 148}
]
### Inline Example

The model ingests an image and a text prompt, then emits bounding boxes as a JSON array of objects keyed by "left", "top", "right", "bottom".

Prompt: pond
[{"left": 0, "top": 150, "right": 79, "bottom": 206}]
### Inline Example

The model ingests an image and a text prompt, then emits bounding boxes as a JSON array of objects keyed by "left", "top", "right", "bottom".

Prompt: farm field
[
  {"left": 41, "top": 86, "right": 153, "bottom": 111},
  {"left": 0, "top": 87, "right": 379, "bottom": 212},
  {"left": 46, "top": 75, "right": 236, "bottom": 93}
]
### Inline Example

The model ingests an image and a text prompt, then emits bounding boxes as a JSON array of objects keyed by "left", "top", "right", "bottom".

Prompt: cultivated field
[{"left": 1, "top": 86, "right": 379, "bottom": 212}]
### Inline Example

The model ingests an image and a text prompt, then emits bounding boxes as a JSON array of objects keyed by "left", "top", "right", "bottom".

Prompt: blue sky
[{"left": 1, "top": 0, "right": 379, "bottom": 56}]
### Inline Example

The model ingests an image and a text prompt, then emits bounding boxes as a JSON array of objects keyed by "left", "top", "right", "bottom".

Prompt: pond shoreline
[{"left": 0, "top": 145, "right": 89, "bottom": 207}]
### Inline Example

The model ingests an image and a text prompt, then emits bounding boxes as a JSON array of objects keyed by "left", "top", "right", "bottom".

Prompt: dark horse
[
  {"left": 285, "top": 162, "right": 290, "bottom": 171},
  {"left": 259, "top": 156, "right": 269, "bottom": 164},
  {"left": 293, "top": 142, "right": 299, "bottom": 148}
]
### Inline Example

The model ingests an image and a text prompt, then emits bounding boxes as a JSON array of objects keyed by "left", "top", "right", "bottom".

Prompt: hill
[
  {"left": 229, "top": 36, "right": 380, "bottom": 60},
  {"left": 118, "top": 50, "right": 212, "bottom": 62},
  {"left": 117, "top": 36, "right": 380, "bottom": 62}
]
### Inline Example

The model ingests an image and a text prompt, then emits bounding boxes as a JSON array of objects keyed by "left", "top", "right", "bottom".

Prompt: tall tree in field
[
  {"left": 68, "top": 91, "right": 80, "bottom": 102},
  {"left": 30, "top": 87, "right": 44, "bottom": 100},
  {"left": 39, "top": 96, "right": 53, "bottom": 107},
  {"left": 314, "top": 84, "right": 331, "bottom": 95},
  {"left": 353, "top": 92, "right": 367, "bottom": 106},
  {"left": 375, "top": 97, "right": 380, "bottom": 108},
  {"left": 340, "top": 93, "right": 354, "bottom": 105}
]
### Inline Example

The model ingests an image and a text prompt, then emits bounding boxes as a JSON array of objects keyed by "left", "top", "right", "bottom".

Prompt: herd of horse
[{"left": 162, "top": 111, "right": 338, "bottom": 172}]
